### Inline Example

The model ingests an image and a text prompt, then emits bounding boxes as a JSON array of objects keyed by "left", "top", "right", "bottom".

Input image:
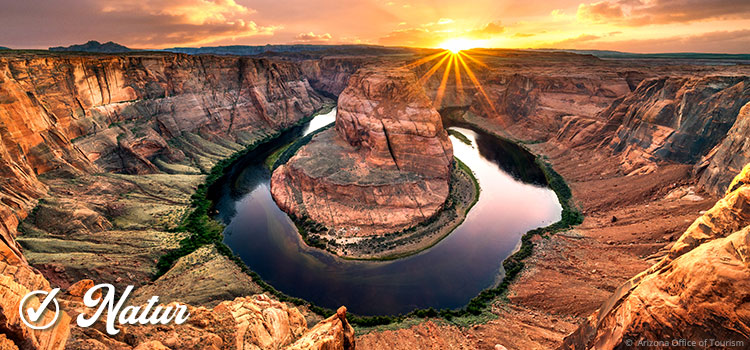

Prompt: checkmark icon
[
  {"left": 19, "top": 288, "right": 61, "bottom": 329},
  {"left": 26, "top": 288, "right": 60, "bottom": 322}
]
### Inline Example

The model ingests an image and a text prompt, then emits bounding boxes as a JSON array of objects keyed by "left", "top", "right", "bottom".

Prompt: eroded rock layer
[
  {"left": 0, "top": 52, "right": 346, "bottom": 350},
  {"left": 271, "top": 68, "right": 453, "bottom": 236},
  {"left": 597, "top": 76, "right": 749, "bottom": 177},
  {"left": 697, "top": 101, "right": 750, "bottom": 195},
  {"left": 561, "top": 163, "right": 750, "bottom": 349}
]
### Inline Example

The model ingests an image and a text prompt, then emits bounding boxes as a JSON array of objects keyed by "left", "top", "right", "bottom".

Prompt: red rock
[
  {"left": 562, "top": 163, "right": 750, "bottom": 349},
  {"left": 271, "top": 68, "right": 453, "bottom": 236}
]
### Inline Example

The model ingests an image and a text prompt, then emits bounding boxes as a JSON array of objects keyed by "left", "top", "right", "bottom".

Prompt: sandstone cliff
[
  {"left": 271, "top": 68, "right": 453, "bottom": 236},
  {"left": 606, "top": 76, "right": 749, "bottom": 174},
  {"left": 299, "top": 57, "right": 370, "bottom": 97},
  {"left": 697, "top": 101, "right": 750, "bottom": 195},
  {"left": 561, "top": 163, "right": 750, "bottom": 349},
  {"left": 0, "top": 51, "right": 325, "bottom": 242},
  {"left": 470, "top": 72, "right": 630, "bottom": 140},
  {"left": 0, "top": 51, "right": 352, "bottom": 350},
  {"left": 551, "top": 75, "right": 750, "bottom": 195}
]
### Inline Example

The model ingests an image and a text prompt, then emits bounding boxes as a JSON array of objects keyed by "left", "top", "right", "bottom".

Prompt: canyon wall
[
  {"left": 0, "top": 52, "right": 348, "bottom": 350},
  {"left": 561, "top": 163, "right": 750, "bottom": 349},
  {"left": 297, "top": 52, "right": 749, "bottom": 197},
  {"left": 697, "top": 101, "right": 750, "bottom": 194},
  {"left": 601, "top": 76, "right": 749, "bottom": 175},
  {"left": 62, "top": 285, "right": 355, "bottom": 350},
  {"left": 552, "top": 75, "right": 750, "bottom": 194},
  {"left": 271, "top": 68, "right": 453, "bottom": 236},
  {"left": 0, "top": 48, "right": 748, "bottom": 349},
  {"left": 299, "top": 57, "right": 372, "bottom": 97},
  {"left": 0, "top": 52, "right": 325, "bottom": 242},
  {"left": 469, "top": 70, "right": 632, "bottom": 140}
]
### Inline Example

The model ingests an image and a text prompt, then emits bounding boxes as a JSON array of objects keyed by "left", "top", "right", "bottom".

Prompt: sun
[
  {"left": 440, "top": 38, "right": 479, "bottom": 54},
  {"left": 405, "top": 38, "right": 498, "bottom": 123}
]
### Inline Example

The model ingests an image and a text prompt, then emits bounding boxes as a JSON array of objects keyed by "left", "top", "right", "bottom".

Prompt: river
[{"left": 213, "top": 108, "right": 562, "bottom": 315}]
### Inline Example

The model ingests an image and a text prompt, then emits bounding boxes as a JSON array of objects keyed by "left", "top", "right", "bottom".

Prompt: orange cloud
[
  {"left": 295, "top": 32, "right": 333, "bottom": 43},
  {"left": 379, "top": 28, "right": 434, "bottom": 46},
  {"left": 469, "top": 21, "right": 505, "bottom": 38},
  {"left": 543, "top": 28, "right": 750, "bottom": 53},
  {"left": 577, "top": 0, "right": 750, "bottom": 26},
  {"left": 0, "top": 0, "right": 279, "bottom": 48},
  {"left": 378, "top": 21, "right": 505, "bottom": 47},
  {"left": 101, "top": 0, "right": 254, "bottom": 25},
  {"left": 577, "top": 1, "right": 625, "bottom": 23}
]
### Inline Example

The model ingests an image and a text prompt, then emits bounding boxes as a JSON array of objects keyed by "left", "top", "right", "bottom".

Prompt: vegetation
[
  {"left": 272, "top": 123, "right": 334, "bottom": 170},
  {"left": 154, "top": 106, "right": 331, "bottom": 278},
  {"left": 264, "top": 142, "right": 293, "bottom": 169},
  {"left": 447, "top": 129, "right": 472, "bottom": 145}
]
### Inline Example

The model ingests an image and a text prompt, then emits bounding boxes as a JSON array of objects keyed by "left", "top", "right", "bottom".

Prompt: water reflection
[{"left": 215, "top": 109, "right": 561, "bottom": 315}]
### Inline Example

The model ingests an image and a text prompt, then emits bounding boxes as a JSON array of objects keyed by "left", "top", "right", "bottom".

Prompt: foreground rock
[
  {"left": 271, "top": 68, "right": 453, "bottom": 236},
  {"left": 64, "top": 291, "right": 354, "bottom": 350},
  {"left": 561, "top": 163, "right": 750, "bottom": 349}
]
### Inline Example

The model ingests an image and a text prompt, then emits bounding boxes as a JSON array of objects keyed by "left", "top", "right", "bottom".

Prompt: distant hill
[
  {"left": 0, "top": 46, "right": 9, "bottom": 50},
  {"left": 532, "top": 48, "right": 750, "bottom": 60},
  {"left": 49, "top": 40, "right": 133, "bottom": 53},
  {"left": 163, "top": 44, "right": 417, "bottom": 56}
]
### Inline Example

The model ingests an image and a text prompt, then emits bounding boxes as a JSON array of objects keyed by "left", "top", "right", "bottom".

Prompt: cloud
[
  {"left": 469, "top": 21, "right": 505, "bottom": 38},
  {"left": 577, "top": 0, "right": 750, "bottom": 26},
  {"left": 378, "top": 18, "right": 505, "bottom": 47},
  {"left": 543, "top": 28, "right": 750, "bottom": 53},
  {"left": 0, "top": 0, "right": 279, "bottom": 48},
  {"left": 378, "top": 28, "right": 434, "bottom": 46},
  {"left": 421, "top": 18, "right": 455, "bottom": 28},
  {"left": 100, "top": 0, "right": 254, "bottom": 25},
  {"left": 378, "top": 20, "right": 505, "bottom": 47},
  {"left": 550, "top": 34, "right": 603, "bottom": 46},
  {"left": 294, "top": 32, "right": 332, "bottom": 43},
  {"left": 576, "top": 1, "right": 625, "bottom": 22}
]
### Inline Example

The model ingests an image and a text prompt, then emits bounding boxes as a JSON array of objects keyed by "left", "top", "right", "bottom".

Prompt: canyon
[
  {"left": 0, "top": 47, "right": 748, "bottom": 349},
  {"left": 0, "top": 51, "right": 349, "bottom": 349}
]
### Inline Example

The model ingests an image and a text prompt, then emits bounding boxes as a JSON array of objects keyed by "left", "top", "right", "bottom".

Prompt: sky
[{"left": 0, "top": 0, "right": 749, "bottom": 53}]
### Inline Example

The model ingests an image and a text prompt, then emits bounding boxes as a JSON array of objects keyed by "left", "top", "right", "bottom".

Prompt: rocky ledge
[
  {"left": 271, "top": 68, "right": 454, "bottom": 238},
  {"left": 561, "top": 163, "right": 750, "bottom": 349}
]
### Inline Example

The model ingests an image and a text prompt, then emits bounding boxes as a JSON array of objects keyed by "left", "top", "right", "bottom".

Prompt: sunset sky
[{"left": 1, "top": 0, "right": 749, "bottom": 53}]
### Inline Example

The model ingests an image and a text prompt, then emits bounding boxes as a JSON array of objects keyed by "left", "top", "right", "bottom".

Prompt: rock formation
[
  {"left": 271, "top": 68, "right": 453, "bottom": 236},
  {"left": 550, "top": 75, "right": 750, "bottom": 195},
  {"left": 0, "top": 241, "right": 70, "bottom": 350},
  {"left": 299, "top": 57, "right": 371, "bottom": 97},
  {"left": 62, "top": 291, "right": 355, "bottom": 350},
  {"left": 0, "top": 51, "right": 325, "bottom": 244},
  {"left": 561, "top": 163, "right": 750, "bottom": 349},
  {"left": 599, "top": 76, "right": 748, "bottom": 178},
  {"left": 697, "top": 101, "right": 750, "bottom": 194},
  {"left": 0, "top": 51, "right": 352, "bottom": 349}
]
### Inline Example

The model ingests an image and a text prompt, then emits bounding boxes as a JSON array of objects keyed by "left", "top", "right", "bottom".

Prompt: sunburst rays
[{"left": 406, "top": 49, "right": 496, "bottom": 118}]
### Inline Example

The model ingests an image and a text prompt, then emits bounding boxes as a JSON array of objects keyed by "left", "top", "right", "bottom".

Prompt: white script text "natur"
[{"left": 76, "top": 284, "right": 190, "bottom": 335}]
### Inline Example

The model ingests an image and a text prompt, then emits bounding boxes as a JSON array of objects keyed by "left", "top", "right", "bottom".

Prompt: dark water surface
[{"left": 214, "top": 109, "right": 561, "bottom": 315}]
